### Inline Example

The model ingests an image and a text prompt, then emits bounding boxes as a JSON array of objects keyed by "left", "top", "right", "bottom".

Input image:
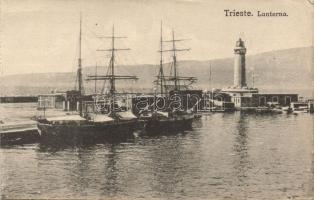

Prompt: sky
[{"left": 0, "top": 0, "right": 313, "bottom": 75}]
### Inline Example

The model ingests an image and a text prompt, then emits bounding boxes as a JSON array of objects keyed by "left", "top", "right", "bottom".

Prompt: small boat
[
  {"left": 291, "top": 102, "right": 309, "bottom": 114},
  {"left": 293, "top": 108, "right": 308, "bottom": 114},
  {"left": 1, "top": 121, "right": 39, "bottom": 145},
  {"left": 282, "top": 106, "right": 293, "bottom": 114},
  {"left": 256, "top": 106, "right": 270, "bottom": 114},
  {"left": 211, "top": 106, "right": 232, "bottom": 113},
  {"left": 255, "top": 106, "right": 283, "bottom": 114},
  {"left": 270, "top": 107, "right": 283, "bottom": 114}
]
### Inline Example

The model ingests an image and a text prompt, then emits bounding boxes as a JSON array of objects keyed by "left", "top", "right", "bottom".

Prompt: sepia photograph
[{"left": 0, "top": 0, "right": 313, "bottom": 199}]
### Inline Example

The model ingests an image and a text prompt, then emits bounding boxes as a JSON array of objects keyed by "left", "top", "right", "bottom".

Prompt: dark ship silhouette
[{"left": 37, "top": 19, "right": 138, "bottom": 143}]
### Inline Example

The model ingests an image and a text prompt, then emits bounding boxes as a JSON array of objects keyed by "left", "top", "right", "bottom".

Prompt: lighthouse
[
  {"left": 220, "top": 38, "right": 297, "bottom": 110},
  {"left": 222, "top": 38, "right": 258, "bottom": 109},
  {"left": 234, "top": 38, "right": 247, "bottom": 88}
]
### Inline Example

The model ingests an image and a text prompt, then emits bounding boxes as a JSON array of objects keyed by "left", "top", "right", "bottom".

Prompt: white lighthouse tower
[
  {"left": 222, "top": 38, "right": 258, "bottom": 109},
  {"left": 234, "top": 38, "right": 247, "bottom": 88}
]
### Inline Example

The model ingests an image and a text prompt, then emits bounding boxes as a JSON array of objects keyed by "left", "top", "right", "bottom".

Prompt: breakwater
[{"left": 0, "top": 96, "right": 38, "bottom": 103}]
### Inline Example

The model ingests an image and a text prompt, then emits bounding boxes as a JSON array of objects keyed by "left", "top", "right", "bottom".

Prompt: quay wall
[{"left": 0, "top": 96, "right": 38, "bottom": 103}]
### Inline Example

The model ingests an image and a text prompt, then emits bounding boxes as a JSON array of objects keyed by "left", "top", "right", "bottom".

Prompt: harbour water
[{"left": 0, "top": 103, "right": 313, "bottom": 199}]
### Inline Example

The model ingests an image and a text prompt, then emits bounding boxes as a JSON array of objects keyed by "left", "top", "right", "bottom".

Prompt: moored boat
[
  {"left": 282, "top": 106, "right": 292, "bottom": 114},
  {"left": 139, "top": 24, "right": 196, "bottom": 133},
  {"left": 38, "top": 112, "right": 137, "bottom": 143},
  {"left": 143, "top": 110, "right": 194, "bottom": 133},
  {"left": 293, "top": 108, "right": 308, "bottom": 114},
  {"left": 37, "top": 20, "right": 138, "bottom": 143},
  {"left": 291, "top": 102, "right": 309, "bottom": 114}
]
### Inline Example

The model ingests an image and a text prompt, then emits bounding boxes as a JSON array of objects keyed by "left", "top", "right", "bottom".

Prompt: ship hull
[
  {"left": 37, "top": 120, "right": 137, "bottom": 144},
  {"left": 144, "top": 117, "right": 194, "bottom": 133}
]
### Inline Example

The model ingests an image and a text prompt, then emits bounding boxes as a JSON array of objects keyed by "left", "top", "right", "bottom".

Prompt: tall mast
[
  {"left": 110, "top": 25, "right": 115, "bottom": 111},
  {"left": 159, "top": 21, "right": 165, "bottom": 96},
  {"left": 252, "top": 68, "right": 255, "bottom": 88},
  {"left": 172, "top": 30, "right": 178, "bottom": 90},
  {"left": 78, "top": 14, "right": 83, "bottom": 116},
  {"left": 110, "top": 25, "right": 115, "bottom": 96},
  {"left": 209, "top": 62, "right": 212, "bottom": 89},
  {"left": 156, "top": 30, "right": 196, "bottom": 94},
  {"left": 209, "top": 62, "right": 213, "bottom": 111},
  {"left": 93, "top": 63, "right": 98, "bottom": 113},
  {"left": 87, "top": 25, "right": 137, "bottom": 114},
  {"left": 94, "top": 63, "right": 97, "bottom": 94},
  {"left": 162, "top": 30, "right": 190, "bottom": 91},
  {"left": 107, "top": 25, "right": 117, "bottom": 113}
]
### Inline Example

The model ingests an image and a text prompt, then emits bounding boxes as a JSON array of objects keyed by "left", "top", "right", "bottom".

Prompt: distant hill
[{"left": 0, "top": 46, "right": 313, "bottom": 97}]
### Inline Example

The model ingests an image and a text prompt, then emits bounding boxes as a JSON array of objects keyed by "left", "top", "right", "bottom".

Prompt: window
[
  {"left": 272, "top": 96, "right": 278, "bottom": 102},
  {"left": 285, "top": 96, "right": 291, "bottom": 105},
  {"left": 259, "top": 97, "right": 266, "bottom": 106}
]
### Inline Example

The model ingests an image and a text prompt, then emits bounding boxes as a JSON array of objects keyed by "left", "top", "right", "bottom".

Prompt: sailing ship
[
  {"left": 139, "top": 23, "right": 196, "bottom": 133},
  {"left": 37, "top": 18, "right": 138, "bottom": 143}
]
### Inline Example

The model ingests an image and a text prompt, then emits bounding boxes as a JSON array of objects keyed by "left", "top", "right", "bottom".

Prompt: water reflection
[
  {"left": 149, "top": 135, "right": 186, "bottom": 197},
  {"left": 233, "top": 113, "right": 250, "bottom": 177},
  {"left": 69, "top": 147, "right": 97, "bottom": 195},
  {"left": 1, "top": 113, "right": 313, "bottom": 199},
  {"left": 37, "top": 137, "right": 132, "bottom": 153},
  {"left": 140, "top": 126, "right": 193, "bottom": 137},
  {"left": 192, "top": 117, "right": 203, "bottom": 129},
  {"left": 101, "top": 144, "right": 120, "bottom": 196},
  {"left": 231, "top": 112, "right": 251, "bottom": 198}
]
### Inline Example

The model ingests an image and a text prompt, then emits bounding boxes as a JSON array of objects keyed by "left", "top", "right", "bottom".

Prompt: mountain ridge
[{"left": 0, "top": 46, "right": 313, "bottom": 97}]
